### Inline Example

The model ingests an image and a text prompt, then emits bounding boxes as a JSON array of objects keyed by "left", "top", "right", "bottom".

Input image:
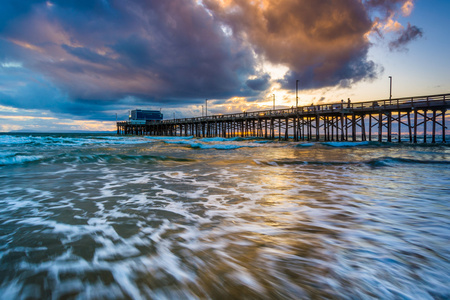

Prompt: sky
[{"left": 0, "top": 0, "right": 449, "bottom": 132}]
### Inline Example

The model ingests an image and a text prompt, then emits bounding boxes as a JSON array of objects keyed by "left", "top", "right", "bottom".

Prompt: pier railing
[{"left": 141, "top": 93, "right": 448, "bottom": 124}]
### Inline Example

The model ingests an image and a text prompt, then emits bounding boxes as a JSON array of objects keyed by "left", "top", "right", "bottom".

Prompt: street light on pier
[
  {"left": 296, "top": 80, "right": 299, "bottom": 108},
  {"left": 273, "top": 94, "right": 275, "bottom": 110},
  {"left": 205, "top": 99, "right": 208, "bottom": 117},
  {"left": 389, "top": 76, "right": 392, "bottom": 100}
]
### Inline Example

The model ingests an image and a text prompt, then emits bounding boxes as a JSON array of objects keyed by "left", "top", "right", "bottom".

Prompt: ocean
[{"left": 0, "top": 133, "right": 449, "bottom": 299}]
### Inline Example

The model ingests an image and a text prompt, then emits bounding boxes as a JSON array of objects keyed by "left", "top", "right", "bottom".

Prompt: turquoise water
[{"left": 1, "top": 133, "right": 449, "bottom": 299}]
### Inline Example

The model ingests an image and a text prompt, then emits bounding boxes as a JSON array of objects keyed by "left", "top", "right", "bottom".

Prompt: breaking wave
[
  {"left": 164, "top": 139, "right": 259, "bottom": 150},
  {"left": 260, "top": 156, "right": 450, "bottom": 168},
  {"left": 0, "top": 134, "right": 151, "bottom": 147},
  {"left": 0, "top": 153, "right": 44, "bottom": 166},
  {"left": 321, "top": 141, "right": 372, "bottom": 147}
]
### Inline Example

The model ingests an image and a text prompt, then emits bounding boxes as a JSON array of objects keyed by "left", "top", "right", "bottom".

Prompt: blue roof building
[{"left": 130, "top": 109, "right": 163, "bottom": 122}]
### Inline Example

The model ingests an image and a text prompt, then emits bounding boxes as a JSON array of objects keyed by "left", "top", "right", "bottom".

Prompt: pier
[{"left": 117, "top": 93, "right": 449, "bottom": 143}]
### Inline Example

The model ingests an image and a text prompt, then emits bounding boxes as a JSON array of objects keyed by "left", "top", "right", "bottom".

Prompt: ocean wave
[
  {"left": 321, "top": 141, "right": 372, "bottom": 147},
  {"left": 253, "top": 140, "right": 276, "bottom": 144},
  {"left": 190, "top": 143, "right": 253, "bottom": 150},
  {"left": 295, "top": 142, "right": 316, "bottom": 147},
  {"left": 54, "top": 153, "right": 196, "bottom": 165},
  {"left": 261, "top": 156, "right": 450, "bottom": 168},
  {"left": 0, "top": 135, "right": 152, "bottom": 147},
  {"left": 0, "top": 153, "right": 43, "bottom": 166},
  {"left": 366, "top": 156, "right": 450, "bottom": 167},
  {"left": 145, "top": 136, "right": 194, "bottom": 140},
  {"left": 0, "top": 135, "right": 37, "bottom": 145},
  {"left": 164, "top": 139, "right": 256, "bottom": 150},
  {"left": 1, "top": 152, "right": 196, "bottom": 166},
  {"left": 47, "top": 136, "right": 150, "bottom": 146},
  {"left": 164, "top": 140, "right": 195, "bottom": 145},
  {"left": 318, "top": 140, "right": 450, "bottom": 149},
  {"left": 199, "top": 136, "right": 251, "bottom": 142},
  {"left": 197, "top": 137, "right": 229, "bottom": 142}
]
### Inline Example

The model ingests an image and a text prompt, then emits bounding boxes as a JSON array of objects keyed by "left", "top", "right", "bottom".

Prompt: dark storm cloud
[
  {"left": 246, "top": 74, "right": 271, "bottom": 91},
  {"left": 0, "top": 0, "right": 258, "bottom": 116},
  {"left": 365, "top": 0, "right": 407, "bottom": 17},
  {"left": 203, "top": 0, "right": 377, "bottom": 90},
  {"left": 389, "top": 23, "right": 423, "bottom": 51},
  {"left": 0, "top": 0, "right": 422, "bottom": 119}
]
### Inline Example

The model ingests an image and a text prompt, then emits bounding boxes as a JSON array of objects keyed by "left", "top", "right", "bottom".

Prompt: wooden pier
[{"left": 117, "top": 93, "right": 449, "bottom": 143}]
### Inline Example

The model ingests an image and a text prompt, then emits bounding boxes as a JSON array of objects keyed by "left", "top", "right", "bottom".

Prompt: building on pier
[
  {"left": 129, "top": 109, "right": 163, "bottom": 123},
  {"left": 117, "top": 93, "right": 449, "bottom": 143}
]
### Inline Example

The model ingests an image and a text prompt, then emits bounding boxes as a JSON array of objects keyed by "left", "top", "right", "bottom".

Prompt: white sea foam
[
  {"left": 0, "top": 135, "right": 32, "bottom": 145},
  {"left": 0, "top": 151, "right": 15, "bottom": 158},
  {"left": 128, "top": 174, "right": 151, "bottom": 184},
  {"left": 0, "top": 134, "right": 151, "bottom": 149},
  {"left": 163, "top": 171, "right": 187, "bottom": 180},
  {"left": 156, "top": 188, "right": 180, "bottom": 197},
  {"left": 68, "top": 137, "right": 150, "bottom": 146}
]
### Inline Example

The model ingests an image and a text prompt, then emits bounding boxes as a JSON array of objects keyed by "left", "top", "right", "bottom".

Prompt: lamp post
[
  {"left": 205, "top": 99, "right": 208, "bottom": 117},
  {"left": 296, "top": 80, "right": 299, "bottom": 108},
  {"left": 273, "top": 94, "right": 275, "bottom": 110},
  {"left": 389, "top": 76, "right": 392, "bottom": 100},
  {"left": 202, "top": 105, "right": 204, "bottom": 117}
]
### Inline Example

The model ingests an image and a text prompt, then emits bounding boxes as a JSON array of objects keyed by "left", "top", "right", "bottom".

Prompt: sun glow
[{"left": 55, "top": 120, "right": 116, "bottom": 131}]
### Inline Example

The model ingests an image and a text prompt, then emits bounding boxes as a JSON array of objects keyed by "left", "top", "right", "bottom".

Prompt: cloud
[
  {"left": 365, "top": 0, "right": 414, "bottom": 35},
  {"left": 401, "top": 0, "right": 414, "bottom": 16},
  {"left": 0, "top": 0, "right": 423, "bottom": 122},
  {"left": 381, "top": 18, "right": 404, "bottom": 33},
  {"left": 1, "top": 1, "right": 258, "bottom": 108},
  {"left": 246, "top": 73, "right": 271, "bottom": 91},
  {"left": 204, "top": 0, "right": 377, "bottom": 89},
  {"left": 365, "top": 0, "right": 410, "bottom": 19},
  {"left": 389, "top": 23, "right": 423, "bottom": 51},
  {"left": 364, "top": 1, "right": 422, "bottom": 52}
]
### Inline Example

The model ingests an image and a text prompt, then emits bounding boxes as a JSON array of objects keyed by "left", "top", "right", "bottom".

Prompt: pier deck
[{"left": 117, "top": 93, "right": 449, "bottom": 143}]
